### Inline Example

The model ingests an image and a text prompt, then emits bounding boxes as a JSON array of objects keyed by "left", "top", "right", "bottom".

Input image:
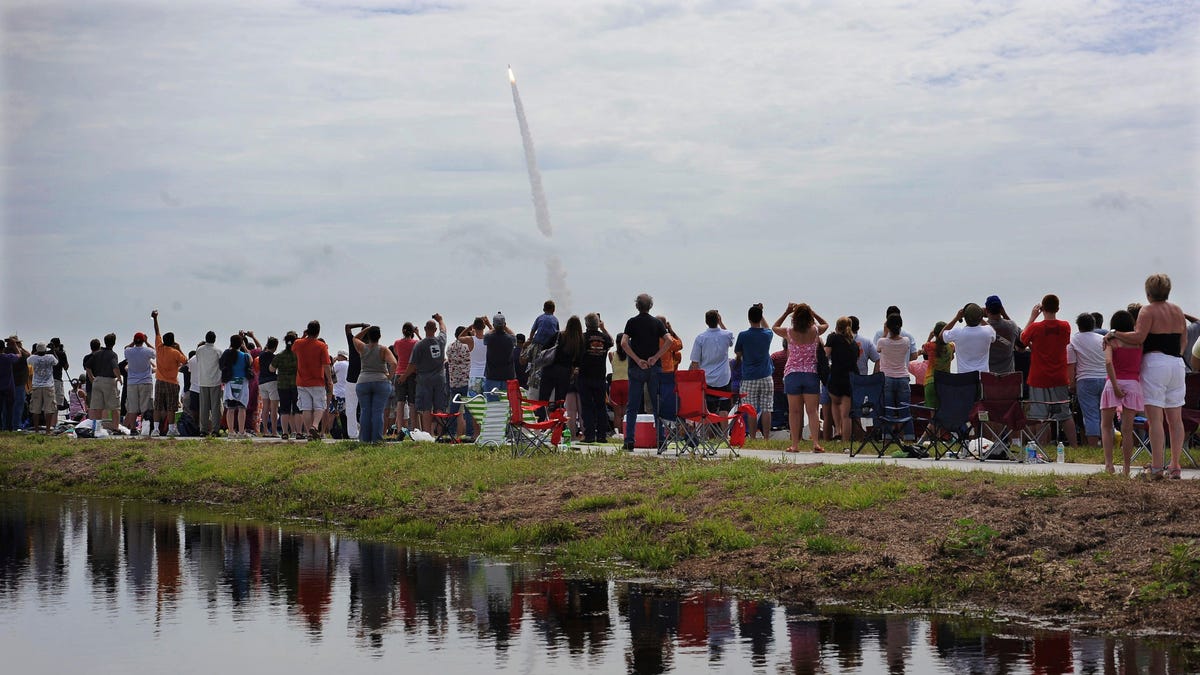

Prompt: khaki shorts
[
  {"left": 90, "top": 377, "right": 120, "bottom": 412},
  {"left": 127, "top": 382, "right": 154, "bottom": 413},
  {"left": 259, "top": 380, "right": 279, "bottom": 402},
  {"left": 31, "top": 387, "right": 58, "bottom": 415}
]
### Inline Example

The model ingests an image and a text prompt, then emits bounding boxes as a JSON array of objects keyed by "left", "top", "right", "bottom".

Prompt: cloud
[{"left": 1089, "top": 191, "right": 1151, "bottom": 211}]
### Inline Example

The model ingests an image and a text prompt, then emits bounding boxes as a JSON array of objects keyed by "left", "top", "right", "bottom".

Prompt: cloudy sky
[{"left": 2, "top": 0, "right": 1197, "bottom": 363}]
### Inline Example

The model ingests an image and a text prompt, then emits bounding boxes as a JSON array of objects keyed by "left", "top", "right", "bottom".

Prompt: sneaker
[
  {"left": 622, "top": 443, "right": 635, "bottom": 452},
  {"left": 149, "top": 429, "right": 160, "bottom": 438}
]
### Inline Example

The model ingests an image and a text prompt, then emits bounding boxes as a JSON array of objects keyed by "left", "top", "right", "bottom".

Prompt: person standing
[
  {"left": 194, "top": 331, "right": 223, "bottom": 436},
  {"left": 1099, "top": 310, "right": 1141, "bottom": 476},
  {"left": 352, "top": 325, "right": 396, "bottom": 443},
  {"left": 621, "top": 293, "right": 670, "bottom": 452},
  {"left": 48, "top": 338, "right": 68, "bottom": 410},
  {"left": 446, "top": 325, "right": 474, "bottom": 439},
  {"left": 28, "top": 343, "right": 59, "bottom": 433},
  {"left": 8, "top": 336, "right": 29, "bottom": 429},
  {"left": 1067, "top": 313, "right": 1107, "bottom": 446},
  {"left": 526, "top": 300, "right": 560, "bottom": 397},
  {"left": 86, "top": 333, "right": 122, "bottom": 432},
  {"left": 293, "top": 320, "right": 333, "bottom": 441},
  {"left": 689, "top": 309, "right": 735, "bottom": 413},
  {"left": 983, "top": 296, "right": 1020, "bottom": 374},
  {"left": 773, "top": 303, "right": 830, "bottom": 453},
  {"left": 656, "top": 316, "right": 684, "bottom": 424},
  {"left": 735, "top": 303, "right": 775, "bottom": 439},
  {"left": 1021, "top": 294, "right": 1078, "bottom": 447},
  {"left": 482, "top": 313, "right": 516, "bottom": 397},
  {"left": 270, "top": 332, "right": 301, "bottom": 440},
  {"left": 123, "top": 331, "right": 156, "bottom": 433},
  {"left": 940, "top": 303, "right": 995, "bottom": 375},
  {"left": 325, "top": 350, "right": 350, "bottom": 436},
  {"left": 391, "top": 323, "right": 419, "bottom": 434},
  {"left": 0, "top": 340, "right": 20, "bottom": 431},
  {"left": 256, "top": 336, "right": 280, "bottom": 437},
  {"left": 578, "top": 313, "right": 613, "bottom": 444},
  {"left": 1105, "top": 274, "right": 1189, "bottom": 479},
  {"left": 220, "top": 334, "right": 253, "bottom": 437},
  {"left": 824, "top": 317, "right": 860, "bottom": 442},
  {"left": 403, "top": 315, "right": 448, "bottom": 434},
  {"left": 342, "top": 324, "right": 366, "bottom": 440},
  {"left": 875, "top": 313, "right": 916, "bottom": 446},
  {"left": 151, "top": 310, "right": 188, "bottom": 437}
]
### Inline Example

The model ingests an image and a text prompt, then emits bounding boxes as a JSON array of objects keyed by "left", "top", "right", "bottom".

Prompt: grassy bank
[{"left": 2, "top": 434, "right": 1199, "bottom": 637}]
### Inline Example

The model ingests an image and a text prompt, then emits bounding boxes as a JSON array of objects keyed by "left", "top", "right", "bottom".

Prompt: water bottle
[
  {"left": 1025, "top": 441, "right": 1036, "bottom": 464},
  {"left": 562, "top": 427, "right": 572, "bottom": 450},
  {"left": 1056, "top": 441, "right": 1065, "bottom": 464}
]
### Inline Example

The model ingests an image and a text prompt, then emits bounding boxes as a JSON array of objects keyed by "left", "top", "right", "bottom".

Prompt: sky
[{"left": 2, "top": 0, "right": 1197, "bottom": 367}]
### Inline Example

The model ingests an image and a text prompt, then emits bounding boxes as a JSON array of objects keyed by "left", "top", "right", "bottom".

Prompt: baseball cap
[
  {"left": 985, "top": 295, "right": 1003, "bottom": 311},
  {"left": 134, "top": 332, "right": 147, "bottom": 342},
  {"left": 33, "top": 342, "right": 46, "bottom": 354},
  {"left": 493, "top": 312, "right": 506, "bottom": 328},
  {"left": 336, "top": 350, "right": 348, "bottom": 359}
]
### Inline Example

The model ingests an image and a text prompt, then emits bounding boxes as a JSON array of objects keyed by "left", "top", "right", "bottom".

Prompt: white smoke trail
[{"left": 510, "top": 67, "right": 571, "bottom": 311}]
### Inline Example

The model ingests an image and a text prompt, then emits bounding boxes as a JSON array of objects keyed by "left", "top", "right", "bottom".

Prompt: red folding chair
[
  {"left": 974, "top": 372, "right": 1027, "bottom": 461},
  {"left": 506, "top": 379, "right": 564, "bottom": 457},
  {"left": 674, "top": 369, "right": 743, "bottom": 458}
]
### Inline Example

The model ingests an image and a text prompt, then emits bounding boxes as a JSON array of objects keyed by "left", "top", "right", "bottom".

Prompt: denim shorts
[{"left": 784, "top": 372, "right": 821, "bottom": 396}]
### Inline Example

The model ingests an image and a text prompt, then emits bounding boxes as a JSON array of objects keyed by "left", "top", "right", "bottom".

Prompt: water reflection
[{"left": 0, "top": 491, "right": 1195, "bottom": 674}]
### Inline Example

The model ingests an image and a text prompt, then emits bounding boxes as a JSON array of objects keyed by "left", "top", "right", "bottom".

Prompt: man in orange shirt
[
  {"left": 151, "top": 310, "right": 189, "bottom": 437},
  {"left": 656, "top": 315, "right": 684, "bottom": 421},
  {"left": 293, "top": 320, "right": 333, "bottom": 441}
]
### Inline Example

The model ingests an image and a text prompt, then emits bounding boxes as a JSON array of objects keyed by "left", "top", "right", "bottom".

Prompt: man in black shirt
[
  {"left": 49, "top": 337, "right": 68, "bottom": 409},
  {"left": 620, "top": 293, "right": 669, "bottom": 451},
  {"left": 578, "top": 313, "right": 614, "bottom": 443},
  {"left": 483, "top": 313, "right": 516, "bottom": 400}
]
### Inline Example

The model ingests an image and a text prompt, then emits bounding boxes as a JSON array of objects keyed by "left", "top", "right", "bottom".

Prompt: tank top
[
  {"left": 784, "top": 341, "right": 818, "bottom": 377},
  {"left": 468, "top": 336, "right": 487, "bottom": 379},
  {"left": 1110, "top": 346, "right": 1142, "bottom": 380},
  {"left": 1143, "top": 333, "right": 1181, "bottom": 357},
  {"left": 610, "top": 354, "right": 629, "bottom": 382},
  {"left": 357, "top": 344, "right": 390, "bottom": 383}
]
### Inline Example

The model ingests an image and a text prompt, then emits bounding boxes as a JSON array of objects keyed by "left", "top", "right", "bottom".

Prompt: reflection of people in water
[
  {"left": 620, "top": 583, "right": 679, "bottom": 675},
  {"left": 123, "top": 503, "right": 156, "bottom": 599},
  {"left": 786, "top": 607, "right": 821, "bottom": 675},
  {"left": 154, "top": 514, "right": 181, "bottom": 624},
  {"left": 398, "top": 549, "right": 450, "bottom": 636},
  {"left": 87, "top": 499, "right": 121, "bottom": 597},
  {"left": 347, "top": 541, "right": 402, "bottom": 651},
  {"left": 29, "top": 498, "right": 66, "bottom": 597},
  {"left": 296, "top": 533, "right": 335, "bottom": 634},
  {"left": 737, "top": 599, "right": 774, "bottom": 666}
]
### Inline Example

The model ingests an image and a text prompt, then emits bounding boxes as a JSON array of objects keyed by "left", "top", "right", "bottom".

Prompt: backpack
[{"left": 816, "top": 339, "right": 831, "bottom": 384}]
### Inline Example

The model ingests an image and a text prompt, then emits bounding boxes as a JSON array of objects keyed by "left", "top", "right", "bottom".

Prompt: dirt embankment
[{"left": 2, "top": 440, "right": 1198, "bottom": 637}]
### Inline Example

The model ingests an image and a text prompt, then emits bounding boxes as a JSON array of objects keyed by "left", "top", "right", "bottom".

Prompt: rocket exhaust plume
[{"left": 509, "top": 66, "right": 571, "bottom": 310}]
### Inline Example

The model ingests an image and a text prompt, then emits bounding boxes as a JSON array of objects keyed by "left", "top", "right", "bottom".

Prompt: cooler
[{"left": 634, "top": 414, "right": 658, "bottom": 449}]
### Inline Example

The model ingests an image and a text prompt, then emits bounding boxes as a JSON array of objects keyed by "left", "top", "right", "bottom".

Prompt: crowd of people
[{"left": 3, "top": 274, "right": 1198, "bottom": 476}]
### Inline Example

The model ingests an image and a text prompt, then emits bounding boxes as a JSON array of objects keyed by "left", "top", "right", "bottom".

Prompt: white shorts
[
  {"left": 259, "top": 381, "right": 279, "bottom": 402},
  {"left": 297, "top": 386, "right": 327, "bottom": 412},
  {"left": 1140, "top": 352, "right": 1185, "bottom": 408},
  {"left": 224, "top": 378, "right": 252, "bottom": 408}
]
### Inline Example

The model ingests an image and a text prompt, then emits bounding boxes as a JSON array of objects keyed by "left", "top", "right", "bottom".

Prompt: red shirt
[
  {"left": 292, "top": 337, "right": 330, "bottom": 388},
  {"left": 1020, "top": 319, "right": 1070, "bottom": 388}
]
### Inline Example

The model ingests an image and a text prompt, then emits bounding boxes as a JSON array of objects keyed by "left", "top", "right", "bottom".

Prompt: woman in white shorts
[{"left": 1107, "top": 274, "right": 1188, "bottom": 479}]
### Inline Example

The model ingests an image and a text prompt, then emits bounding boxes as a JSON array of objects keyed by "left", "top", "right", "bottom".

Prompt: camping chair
[
  {"left": 506, "top": 379, "right": 564, "bottom": 457},
  {"left": 848, "top": 373, "right": 911, "bottom": 458},
  {"left": 974, "top": 372, "right": 1026, "bottom": 461},
  {"left": 699, "top": 381, "right": 744, "bottom": 458},
  {"left": 430, "top": 409, "right": 462, "bottom": 443},
  {"left": 1132, "top": 373, "right": 1200, "bottom": 469},
  {"left": 1021, "top": 383, "right": 1072, "bottom": 457},
  {"left": 913, "top": 372, "right": 980, "bottom": 460},
  {"left": 1183, "top": 373, "right": 1200, "bottom": 464},
  {"left": 454, "top": 393, "right": 504, "bottom": 450},
  {"left": 910, "top": 382, "right": 931, "bottom": 441},
  {"left": 662, "top": 367, "right": 715, "bottom": 456}
]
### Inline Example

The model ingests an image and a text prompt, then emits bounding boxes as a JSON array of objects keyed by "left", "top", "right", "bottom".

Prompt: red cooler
[{"left": 634, "top": 414, "right": 657, "bottom": 449}]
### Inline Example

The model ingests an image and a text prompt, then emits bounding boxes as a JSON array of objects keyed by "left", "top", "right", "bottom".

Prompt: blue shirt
[
  {"left": 530, "top": 313, "right": 559, "bottom": 347},
  {"left": 855, "top": 334, "right": 880, "bottom": 375},
  {"left": 690, "top": 327, "right": 734, "bottom": 387},
  {"left": 734, "top": 327, "right": 774, "bottom": 380},
  {"left": 231, "top": 351, "right": 250, "bottom": 380}
]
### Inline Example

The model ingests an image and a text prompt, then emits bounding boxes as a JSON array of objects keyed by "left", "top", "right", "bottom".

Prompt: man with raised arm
[{"left": 151, "top": 310, "right": 189, "bottom": 436}]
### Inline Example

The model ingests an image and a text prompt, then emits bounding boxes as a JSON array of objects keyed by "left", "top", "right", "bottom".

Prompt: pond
[{"left": 0, "top": 491, "right": 1193, "bottom": 674}]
